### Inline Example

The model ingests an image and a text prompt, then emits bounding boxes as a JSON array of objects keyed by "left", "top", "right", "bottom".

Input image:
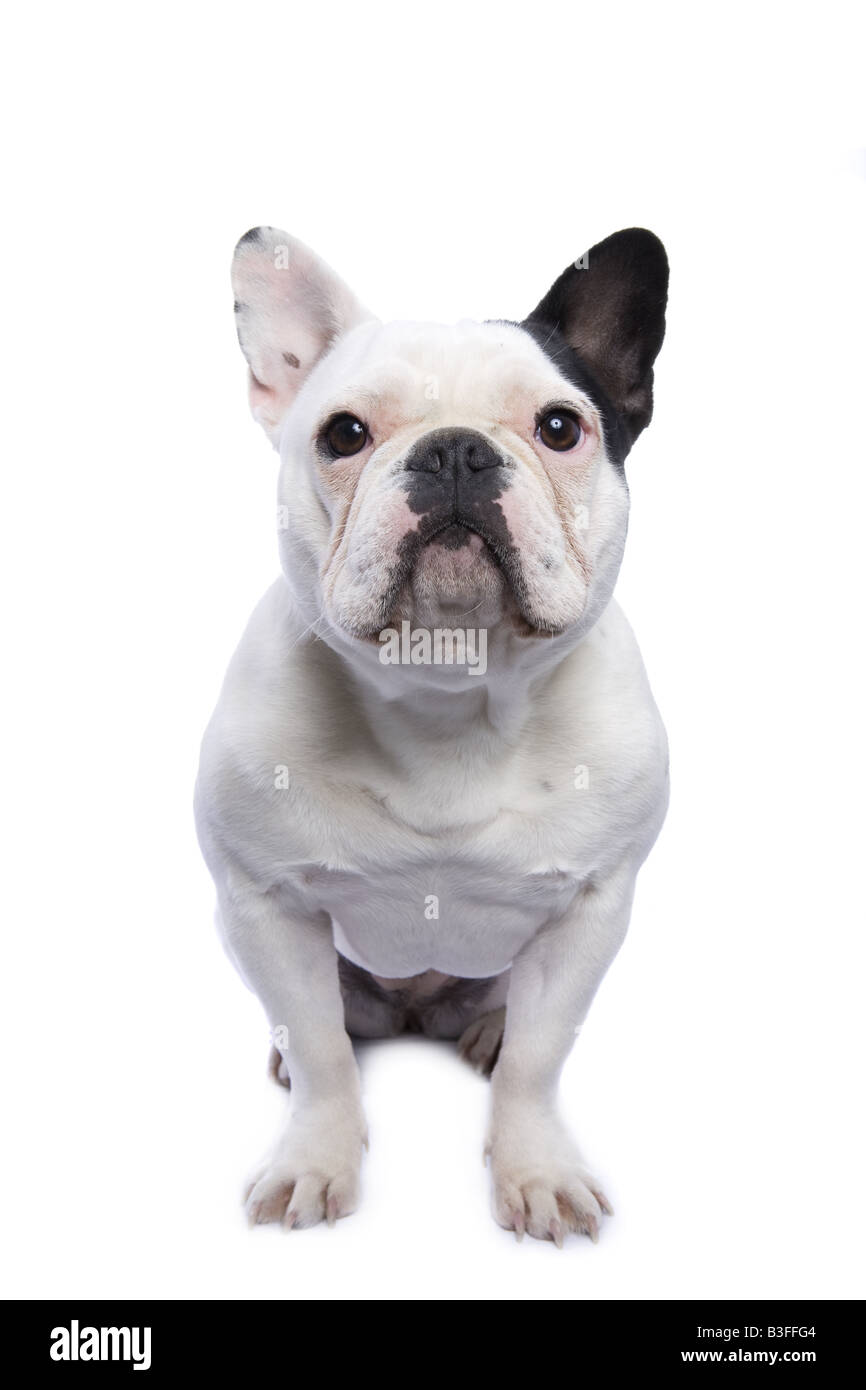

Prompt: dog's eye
[
  {"left": 324, "top": 413, "right": 369, "bottom": 458},
  {"left": 537, "top": 410, "right": 583, "bottom": 452}
]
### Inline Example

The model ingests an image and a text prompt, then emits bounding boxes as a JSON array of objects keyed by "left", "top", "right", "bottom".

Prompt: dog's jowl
[{"left": 195, "top": 226, "right": 670, "bottom": 1244}]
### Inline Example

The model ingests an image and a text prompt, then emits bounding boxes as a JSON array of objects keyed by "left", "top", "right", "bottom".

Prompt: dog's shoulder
[
  {"left": 528, "top": 601, "right": 669, "bottom": 863},
  {"left": 195, "top": 582, "right": 315, "bottom": 846},
  {"left": 545, "top": 601, "right": 667, "bottom": 771},
  {"left": 194, "top": 580, "right": 379, "bottom": 872}
]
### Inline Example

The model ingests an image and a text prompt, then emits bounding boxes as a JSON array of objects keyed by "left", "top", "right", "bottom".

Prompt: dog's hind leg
[
  {"left": 414, "top": 971, "right": 510, "bottom": 1076},
  {"left": 457, "top": 1006, "right": 506, "bottom": 1077},
  {"left": 267, "top": 1045, "right": 292, "bottom": 1088}
]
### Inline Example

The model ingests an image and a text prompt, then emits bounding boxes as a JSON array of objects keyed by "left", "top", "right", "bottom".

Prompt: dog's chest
[
  {"left": 307, "top": 852, "right": 579, "bottom": 979},
  {"left": 244, "top": 605, "right": 667, "bottom": 980},
  {"left": 285, "top": 769, "right": 603, "bottom": 978}
]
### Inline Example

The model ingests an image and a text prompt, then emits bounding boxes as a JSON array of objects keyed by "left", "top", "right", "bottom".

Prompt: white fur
[{"left": 196, "top": 230, "right": 669, "bottom": 1241}]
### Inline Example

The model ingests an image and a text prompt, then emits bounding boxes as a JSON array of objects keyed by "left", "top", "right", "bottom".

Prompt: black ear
[{"left": 524, "top": 229, "right": 668, "bottom": 446}]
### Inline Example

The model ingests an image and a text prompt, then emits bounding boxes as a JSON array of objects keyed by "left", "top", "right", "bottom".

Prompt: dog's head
[{"left": 232, "top": 227, "right": 667, "bottom": 657}]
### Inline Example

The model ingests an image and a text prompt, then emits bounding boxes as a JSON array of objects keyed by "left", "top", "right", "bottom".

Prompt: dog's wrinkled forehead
[{"left": 288, "top": 317, "right": 602, "bottom": 450}]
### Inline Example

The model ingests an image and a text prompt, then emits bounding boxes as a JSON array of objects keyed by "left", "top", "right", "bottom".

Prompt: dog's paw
[
  {"left": 458, "top": 1007, "right": 505, "bottom": 1076},
  {"left": 267, "top": 1045, "right": 291, "bottom": 1088},
  {"left": 244, "top": 1105, "right": 367, "bottom": 1230},
  {"left": 486, "top": 1109, "right": 612, "bottom": 1246}
]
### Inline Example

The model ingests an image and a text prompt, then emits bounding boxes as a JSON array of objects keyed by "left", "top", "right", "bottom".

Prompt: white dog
[{"left": 195, "top": 226, "right": 669, "bottom": 1244}]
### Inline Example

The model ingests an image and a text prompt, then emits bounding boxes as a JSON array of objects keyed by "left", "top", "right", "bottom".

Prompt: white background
[{"left": 2, "top": 1, "right": 864, "bottom": 1301}]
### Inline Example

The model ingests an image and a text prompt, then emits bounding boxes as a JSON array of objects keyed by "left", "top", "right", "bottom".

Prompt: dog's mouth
[
  {"left": 425, "top": 522, "right": 485, "bottom": 551},
  {"left": 372, "top": 511, "right": 539, "bottom": 635}
]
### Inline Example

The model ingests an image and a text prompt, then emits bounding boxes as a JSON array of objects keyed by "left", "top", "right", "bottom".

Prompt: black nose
[{"left": 406, "top": 427, "right": 503, "bottom": 477}]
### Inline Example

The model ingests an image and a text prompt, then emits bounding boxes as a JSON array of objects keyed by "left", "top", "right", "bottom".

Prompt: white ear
[{"left": 231, "top": 226, "right": 374, "bottom": 444}]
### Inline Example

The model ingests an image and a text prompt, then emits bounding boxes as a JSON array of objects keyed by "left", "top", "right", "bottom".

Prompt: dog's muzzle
[{"left": 373, "top": 426, "right": 527, "bottom": 625}]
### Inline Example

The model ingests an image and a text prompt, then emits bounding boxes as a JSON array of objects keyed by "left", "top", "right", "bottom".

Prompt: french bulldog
[{"left": 195, "top": 225, "right": 670, "bottom": 1245}]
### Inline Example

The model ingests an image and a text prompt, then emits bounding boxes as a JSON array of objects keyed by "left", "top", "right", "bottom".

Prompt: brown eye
[
  {"left": 324, "top": 413, "right": 369, "bottom": 457},
  {"left": 537, "top": 409, "right": 582, "bottom": 452}
]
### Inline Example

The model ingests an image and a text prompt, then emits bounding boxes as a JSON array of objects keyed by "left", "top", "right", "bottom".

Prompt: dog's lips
[
  {"left": 373, "top": 514, "right": 535, "bottom": 631},
  {"left": 422, "top": 523, "right": 489, "bottom": 554},
  {"left": 412, "top": 522, "right": 510, "bottom": 589}
]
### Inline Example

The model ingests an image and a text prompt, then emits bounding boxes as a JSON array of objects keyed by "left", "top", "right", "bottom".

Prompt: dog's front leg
[
  {"left": 218, "top": 877, "right": 367, "bottom": 1230},
  {"left": 487, "top": 865, "right": 637, "bottom": 1245}
]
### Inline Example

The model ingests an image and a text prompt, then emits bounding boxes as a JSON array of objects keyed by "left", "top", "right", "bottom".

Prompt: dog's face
[{"left": 231, "top": 228, "right": 667, "bottom": 652}]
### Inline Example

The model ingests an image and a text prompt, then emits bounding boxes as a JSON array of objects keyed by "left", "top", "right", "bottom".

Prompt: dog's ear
[
  {"left": 231, "top": 227, "right": 374, "bottom": 443},
  {"left": 525, "top": 229, "right": 668, "bottom": 446}
]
